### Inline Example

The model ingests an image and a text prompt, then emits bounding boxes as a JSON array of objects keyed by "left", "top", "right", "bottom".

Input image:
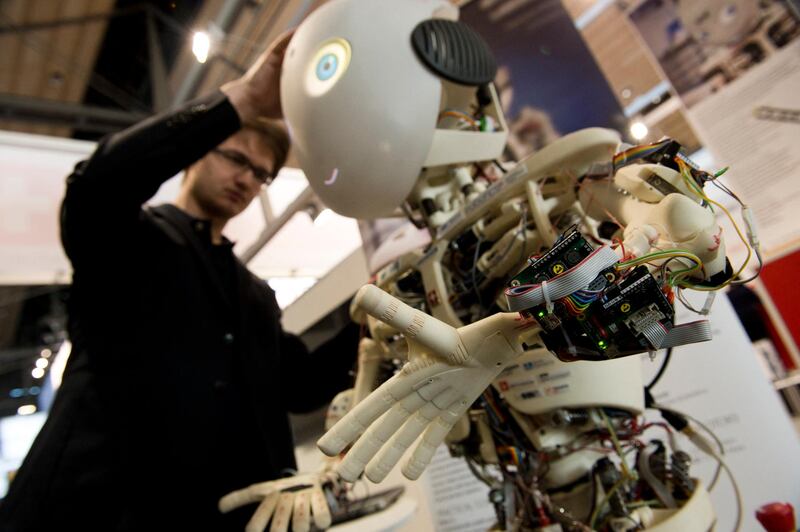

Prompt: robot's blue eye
[
  {"left": 306, "top": 39, "right": 350, "bottom": 96},
  {"left": 316, "top": 53, "right": 339, "bottom": 81}
]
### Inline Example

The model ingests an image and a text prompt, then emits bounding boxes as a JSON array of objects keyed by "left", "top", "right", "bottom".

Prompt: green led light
[
  {"left": 537, "top": 311, "right": 545, "bottom": 318},
  {"left": 598, "top": 340, "right": 607, "bottom": 349}
]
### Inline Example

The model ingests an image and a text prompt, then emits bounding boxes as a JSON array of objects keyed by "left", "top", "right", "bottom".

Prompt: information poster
[
  {"left": 688, "top": 40, "right": 800, "bottom": 259},
  {"left": 460, "top": 0, "right": 626, "bottom": 160},
  {"left": 644, "top": 291, "right": 800, "bottom": 531},
  {"left": 418, "top": 446, "right": 495, "bottom": 532},
  {"left": 629, "top": 0, "right": 800, "bottom": 259}
]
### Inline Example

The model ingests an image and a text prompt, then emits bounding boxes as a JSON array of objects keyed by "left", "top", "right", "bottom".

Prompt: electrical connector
[{"left": 742, "top": 205, "right": 760, "bottom": 250}]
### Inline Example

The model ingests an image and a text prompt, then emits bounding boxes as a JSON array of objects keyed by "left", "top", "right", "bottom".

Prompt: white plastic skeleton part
[
  {"left": 231, "top": 0, "right": 739, "bottom": 529},
  {"left": 580, "top": 166, "right": 727, "bottom": 279}
]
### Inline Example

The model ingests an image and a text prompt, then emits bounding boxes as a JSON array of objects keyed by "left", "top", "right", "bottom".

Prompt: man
[{"left": 0, "top": 31, "right": 358, "bottom": 530}]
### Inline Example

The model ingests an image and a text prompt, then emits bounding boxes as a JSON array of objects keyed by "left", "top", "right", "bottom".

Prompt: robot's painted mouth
[{"left": 324, "top": 167, "right": 339, "bottom": 185}]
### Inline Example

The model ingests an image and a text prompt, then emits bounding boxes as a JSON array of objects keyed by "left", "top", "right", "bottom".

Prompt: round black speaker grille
[{"left": 411, "top": 19, "right": 497, "bottom": 86}]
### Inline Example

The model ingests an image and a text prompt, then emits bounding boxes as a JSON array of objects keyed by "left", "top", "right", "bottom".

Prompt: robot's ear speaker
[{"left": 411, "top": 18, "right": 497, "bottom": 86}]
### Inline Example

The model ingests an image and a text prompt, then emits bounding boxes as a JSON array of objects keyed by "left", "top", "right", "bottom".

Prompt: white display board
[
  {"left": 645, "top": 291, "right": 800, "bottom": 532},
  {"left": 415, "top": 446, "right": 495, "bottom": 532},
  {"left": 0, "top": 131, "right": 92, "bottom": 284},
  {"left": 688, "top": 39, "right": 800, "bottom": 260}
]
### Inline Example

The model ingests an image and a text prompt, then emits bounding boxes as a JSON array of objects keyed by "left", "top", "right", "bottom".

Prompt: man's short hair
[{"left": 241, "top": 118, "right": 291, "bottom": 176}]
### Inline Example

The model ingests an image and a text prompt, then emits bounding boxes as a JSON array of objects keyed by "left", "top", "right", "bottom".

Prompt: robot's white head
[{"left": 281, "top": 0, "right": 502, "bottom": 219}]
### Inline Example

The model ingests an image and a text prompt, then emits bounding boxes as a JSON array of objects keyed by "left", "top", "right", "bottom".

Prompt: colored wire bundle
[
  {"left": 612, "top": 140, "right": 670, "bottom": 169},
  {"left": 498, "top": 446, "right": 522, "bottom": 466},
  {"left": 704, "top": 165, "right": 764, "bottom": 285},
  {"left": 437, "top": 109, "right": 479, "bottom": 130},
  {"left": 615, "top": 249, "right": 704, "bottom": 287},
  {"left": 562, "top": 289, "right": 602, "bottom": 316},
  {"left": 674, "top": 158, "right": 754, "bottom": 290}
]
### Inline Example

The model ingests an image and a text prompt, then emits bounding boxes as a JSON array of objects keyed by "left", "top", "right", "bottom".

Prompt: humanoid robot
[{"left": 220, "top": 1, "right": 759, "bottom": 530}]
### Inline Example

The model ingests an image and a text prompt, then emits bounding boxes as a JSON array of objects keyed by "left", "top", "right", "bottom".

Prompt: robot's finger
[
  {"left": 219, "top": 482, "right": 274, "bottom": 513},
  {"left": 310, "top": 484, "right": 332, "bottom": 529},
  {"left": 336, "top": 441, "right": 372, "bottom": 482},
  {"left": 269, "top": 492, "right": 295, "bottom": 532},
  {"left": 355, "top": 285, "right": 466, "bottom": 364},
  {"left": 318, "top": 364, "right": 444, "bottom": 456},
  {"left": 244, "top": 492, "right": 279, "bottom": 532},
  {"left": 339, "top": 381, "right": 450, "bottom": 481},
  {"left": 403, "top": 394, "right": 471, "bottom": 480},
  {"left": 291, "top": 490, "right": 311, "bottom": 532},
  {"left": 364, "top": 387, "right": 462, "bottom": 483},
  {"left": 371, "top": 377, "right": 450, "bottom": 438}
]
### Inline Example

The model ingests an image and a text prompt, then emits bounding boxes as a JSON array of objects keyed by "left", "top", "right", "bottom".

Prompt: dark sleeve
[
  {"left": 279, "top": 322, "right": 361, "bottom": 414},
  {"left": 60, "top": 91, "right": 242, "bottom": 268}
]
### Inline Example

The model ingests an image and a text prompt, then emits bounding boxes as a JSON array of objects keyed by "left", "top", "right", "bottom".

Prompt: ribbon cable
[
  {"left": 504, "top": 246, "right": 619, "bottom": 312},
  {"left": 504, "top": 246, "right": 712, "bottom": 348}
]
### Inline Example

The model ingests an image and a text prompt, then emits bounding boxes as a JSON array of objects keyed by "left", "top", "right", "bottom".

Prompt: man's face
[{"left": 183, "top": 129, "right": 275, "bottom": 220}]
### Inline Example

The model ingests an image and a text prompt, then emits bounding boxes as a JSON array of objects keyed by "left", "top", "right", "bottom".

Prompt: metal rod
[
  {"left": 0, "top": 93, "right": 147, "bottom": 133},
  {"left": 239, "top": 186, "right": 316, "bottom": 264}
]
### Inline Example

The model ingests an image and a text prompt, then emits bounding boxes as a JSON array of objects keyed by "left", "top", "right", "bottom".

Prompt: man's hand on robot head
[
  {"left": 317, "top": 285, "right": 539, "bottom": 483},
  {"left": 218, "top": 472, "right": 336, "bottom": 532},
  {"left": 221, "top": 28, "right": 295, "bottom": 121}
]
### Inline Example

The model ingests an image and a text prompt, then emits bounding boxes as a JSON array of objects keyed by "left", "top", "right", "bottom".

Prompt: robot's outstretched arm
[
  {"left": 353, "top": 337, "right": 386, "bottom": 406},
  {"left": 318, "top": 285, "right": 540, "bottom": 483}
]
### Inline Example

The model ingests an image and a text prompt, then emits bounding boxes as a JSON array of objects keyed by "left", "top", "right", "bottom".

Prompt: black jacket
[{"left": 0, "top": 92, "right": 358, "bottom": 531}]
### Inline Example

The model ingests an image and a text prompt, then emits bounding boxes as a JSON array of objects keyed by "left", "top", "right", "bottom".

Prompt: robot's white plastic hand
[
  {"left": 317, "top": 285, "right": 539, "bottom": 483},
  {"left": 218, "top": 472, "right": 335, "bottom": 532},
  {"left": 580, "top": 164, "right": 728, "bottom": 279}
]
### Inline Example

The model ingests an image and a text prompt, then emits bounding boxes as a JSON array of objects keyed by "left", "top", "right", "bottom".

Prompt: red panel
[{"left": 760, "top": 250, "right": 800, "bottom": 353}]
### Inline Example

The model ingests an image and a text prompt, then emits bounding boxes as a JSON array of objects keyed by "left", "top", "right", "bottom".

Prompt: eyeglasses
[{"left": 211, "top": 148, "right": 274, "bottom": 185}]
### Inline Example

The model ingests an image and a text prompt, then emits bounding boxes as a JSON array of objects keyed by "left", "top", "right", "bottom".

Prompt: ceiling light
[
  {"left": 629, "top": 121, "right": 648, "bottom": 141},
  {"left": 35, "top": 358, "right": 49, "bottom": 369},
  {"left": 31, "top": 367, "right": 45, "bottom": 379},
  {"left": 192, "top": 31, "right": 211, "bottom": 64}
]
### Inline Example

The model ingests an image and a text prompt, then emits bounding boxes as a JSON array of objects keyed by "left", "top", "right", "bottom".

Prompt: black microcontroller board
[
  {"left": 506, "top": 227, "right": 675, "bottom": 361},
  {"left": 538, "top": 266, "right": 675, "bottom": 361},
  {"left": 511, "top": 227, "right": 595, "bottom": 286},
  {"left": 509, "top": 227, "right": 616, "bottom": 321}
]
